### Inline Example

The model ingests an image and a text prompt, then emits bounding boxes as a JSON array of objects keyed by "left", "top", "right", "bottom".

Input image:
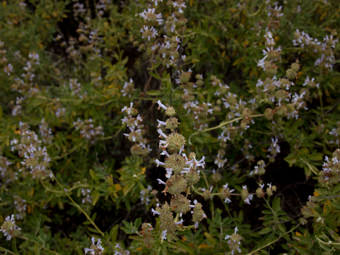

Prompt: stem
[
  {"left": 188, "top": 114, "right": 264, "bottom": 144},
  {"left": 0, "top": 246, "right": 16, "bottom": 255},
  {"left": 318, "top": 86, "right": 324, "bottom": 120},
  {"left": 17, "top": 235, "right": 61, "bottom": 255},
  {"left": 44, "top": 178, "right": 105, "bottom": 237},
  {"left": 191, "top": 185, "right": 204, "bottom": 196},
  {"left": 300, "top": 158, "right": 319, "bottom": 175},
  {"left": 64, "top": 189, "right": 104, "bottom": 236},
  {"left": 246, "top": 2, "right": 265, "bottom": 17},
  {"left": 316, "top": 236, "right": 340, "bottom": 246},
  {"left": 264, "top": 198, "right": 278, "bottom": 222},
  {"left": 53, "top": 142, "right": 84, "bottom": 160},
  {"left": 247, "top": 224, "right": 300, "bottom": 255},
  {"left": 201, "top": 171, "right": 210, "bottom": 188},
  {"left": 12, "top": 237, "right": 17, "bottom": 253},
  {"left": 97, "top": 126, "right": 125, "bottom": 141}
]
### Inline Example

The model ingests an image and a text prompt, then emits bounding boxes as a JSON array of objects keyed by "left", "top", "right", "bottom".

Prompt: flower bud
[
  {"left": 241, "top": 188, "right": 249, "bottom": 201},
  {"left": 256, "top": 187, "right": 265, "bottom": 198},
  {"left": 267, "top": 187, "right": 274, "bottom": 197}
]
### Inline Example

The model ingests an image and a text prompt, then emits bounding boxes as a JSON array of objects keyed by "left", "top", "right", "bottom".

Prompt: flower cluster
[
  {"left": 225, "top": 227, "right": 242, "bottom": 255},
  {"left": 267, "top": 137, "right": 280, "bottom": 161},
  {"left": 266, "top": 1, "right": 283, "bottom": 20},
  {"left": 96, "top": 0, "right": 111, "bottom": 17},
  {"left": 72, "top": 0, "right": 86, "bottom": 18},
  {"left": 0, "top": 215, "right": 21, "bottom": 241},
  {"left": 121, "top": 102, "right": 151, "bottom": 156},
  {"left": 293, "top": 29, "right": 338, "bottom": 70},
  {"left": 11, "top": 52, "right": 40, "bottom": 95},
  {"left": 113, "top": 243, "right": 130, "bottom": 255},
  {"left": 151, "top": 101, "right": 206, "bottom": 238},
  {"left": 9, "top": 51, "right": 42, "bottom": 117},
  {"left": 84, "top": 237, "right": 104, "bottom": 255},
  {"left": 121, "top": 78, "right": 135, "bottom": 97},
  {"left": 39, "top": 118, "right": 53, "bottom": 144},
  {"left": 81, "top": 188, "right": 92, "bottom": 204},
  {"left": 257, "top": 31, "right": 282, "bottom": 75},
  {"left": 0, "top": 156, "right": 13, "bottom": 184},
  {"left": 249, "top": 160, "right": 266, "bottom": 176},
  {"left": 14, "top": 196, "right": 27, "bottom": 220},
  {"left": 219, "top": 183, "right": 235, "bottom": 204},
  {"left": 10, "top": 122, "right": 53, "bottom": 179},
  {"left": 241, "top": 185, "right": 254, "bottom": 205},
  {"left": 210, "top": 76, "right": 257, "bottom": 169},
  {"left": 320, "top": 149, "right": 340, "bottom": 185},
  {"left": 140, "top": 185, "right": 152, "bottom": 205},
  {"left": 329, "top": 123, "right": 340, "bottom": 146},
  {"left": 256, "top": 66, "right": 318, "bottom": 120},
  {"left": 139, "top": 0, "right": 187, "bottom": 68},
  {"left": 73, "top": 118, "right": 104, "bottom": 143},
  {"left": 0, "top": 41, "right": 13, "bottom": 76},
  {"left": 179, "top": 73, "right": 215, "bottom": 130},
  {"left": 68, "top": 78, "right": 87, "bottom": 99},
  {"left": 255, "top": 183, "right": 277, "bottom": 198}
]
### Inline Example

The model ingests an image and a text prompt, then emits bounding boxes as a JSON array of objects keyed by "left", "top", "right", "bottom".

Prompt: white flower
[
  {"left": 151, "top": 208, "right": 160, "bottom": 216},
  {"left": 139, "top": 8, "right": 163, "bottom": 25},
  {"left": 157, "top": 100, "right": 168, "bottom": 111},
  {"left": 155, "top": 159, "right": 165, "bottom": 167},
  {"left": 84, "top": 237, "right": 104, "bottom": 255},
  {"left": 156, "top": 178, "right": 166, "bottom": 185},
  {"left": 0, "top": 215, "right": 21, "bottom": 241},
  {"left": 140, "top": 26, "right": 158, "bottom": 41},
  {"left": 161, "top": 230, "right": 167, "bottom": 240}
]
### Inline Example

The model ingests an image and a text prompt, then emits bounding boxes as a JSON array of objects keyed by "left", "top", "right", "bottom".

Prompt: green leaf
[
  {"left": 110, "top": 225, "right": 119, "bottom": 242},
  {"left": 257, "top": 227, "right": 272, "bottom": 235},
  {"left": 272, "top": 198, "right": 281, "bottom": 212},
  {"left": 146, "top": 90, "right": 161, "bottom": 96}
]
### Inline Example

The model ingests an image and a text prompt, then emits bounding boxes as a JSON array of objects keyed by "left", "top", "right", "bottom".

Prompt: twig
[
  {"left": 247, "top": 224, "right": 300, "bottom": 255},
  {"left": 0, "top": 246, "right": 17, "bottom": 255},
  {"left": 54, "top": 178, "right": 105, "bottom": 236},
  {"left": 53, "top": 142, "right": 84, "bottom": 160},
  {"left": 17, "top": 235, "right": 61, "bottom": 255},
  {"left": 188, "top": 114, "right": 264, "bottom": 144},
  {"left": 42, "top": 178, "right": 104, "bottom": 237}
]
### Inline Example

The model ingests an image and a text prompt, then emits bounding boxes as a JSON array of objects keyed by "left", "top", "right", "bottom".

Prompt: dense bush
[{"left": 0, "top": 0, "right": 339, "bottom": 254}]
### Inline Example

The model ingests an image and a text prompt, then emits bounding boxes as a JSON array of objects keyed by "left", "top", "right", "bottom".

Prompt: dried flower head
[
  {"left": 165, "top": 154, "right": 186, "bottom": 174},
  {"left": 166, "top": 133, "right": 186, "bottom": 153}
]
